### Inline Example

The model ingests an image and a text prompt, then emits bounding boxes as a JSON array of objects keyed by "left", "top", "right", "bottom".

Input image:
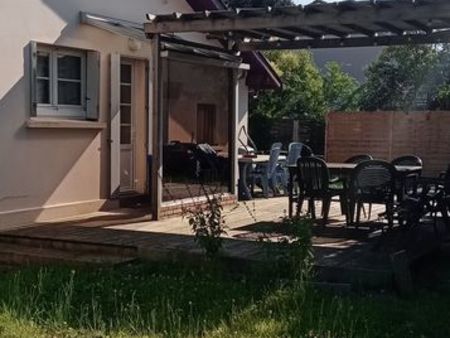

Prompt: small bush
[
  {"left": 258, "top": 216, "right": 314, "bottom": 281},
  {"left": 184, "top": 196, "right": 227, "bottom": 258}
]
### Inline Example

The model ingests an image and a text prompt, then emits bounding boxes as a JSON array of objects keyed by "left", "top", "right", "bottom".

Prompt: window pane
[
  {"left": 121, "top": 105, "right": 131, "bottom": 124},
  {"left": 121, "top": 64, "right": 132, "bottom": 84},
  {"left": 58, "top": 80, "right": 81, "bottom": 105},
  {"left": 37, "top": 79, "right": 50, "bottom": 104},
  {"left": 37, "top": 53, "right": 49, "bottom": 77},
  {"left": 120, "top": 85, "right": 132, "bottom": 104},
  {"left": 57, "top": 54, "right": 81, "bottom": 80},
  {"left": 121, "top": 126, "right": 131, "bottom": 145}
]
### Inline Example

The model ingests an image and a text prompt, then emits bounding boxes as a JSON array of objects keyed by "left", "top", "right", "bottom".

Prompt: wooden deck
[{"left": 0, "top": 197, "right": 446, "bottom": 289}]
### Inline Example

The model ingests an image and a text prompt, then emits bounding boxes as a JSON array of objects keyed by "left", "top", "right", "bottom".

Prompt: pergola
[
  {"left": 145, "top": 0, "right": 450, "bottom": 51},
  {"left": 143, "top": 0, "right": 450, "bottom": 219}
]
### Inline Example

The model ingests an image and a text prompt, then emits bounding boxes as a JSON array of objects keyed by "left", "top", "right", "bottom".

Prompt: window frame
[{"left": 35, "top": 44, "right": 87, "bottom": 119}]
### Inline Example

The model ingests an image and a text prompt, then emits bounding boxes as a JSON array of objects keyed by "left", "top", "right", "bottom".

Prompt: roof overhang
[
  {"left": 145, "top": 0, "right": 450, "bottom": 51},
  {"left": 80, "top": 12, "right": 243, "bottom": 67}
]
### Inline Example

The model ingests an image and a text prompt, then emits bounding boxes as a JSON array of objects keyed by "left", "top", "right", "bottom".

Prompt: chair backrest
[
  {"left": 391, "top": 155, "right": 423, "bottom": 167},
  {"left": 350, "top": 160, "right": 396, "bottom": 199},
  {"left": 263, "top": 146, "right": 282, "bottom": 177},
  {"left": 194, "top": 143, "right": 218, "bottom": 171},
  {"left": 297, "top": 156, "right": 330, "bottom": 195},
  {"left": 301, "top": 144, "right": 313, "bottom": 158},
  {"left": 345, "top": 154, "right": 373, "bottom": 164},
  {"left": 270, "top": 142, "right": 282, "bottom": 151},
  {"left": 286, "top": 142, "right": 304, "bottom": 166}
]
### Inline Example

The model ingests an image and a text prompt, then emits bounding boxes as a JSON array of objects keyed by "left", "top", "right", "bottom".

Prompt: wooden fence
[
  {"left": 270, "top": 118, "right": 325, "bottom": 154},
  {"left": 326, "top": 111, "right": 450, "bottom": 175}
]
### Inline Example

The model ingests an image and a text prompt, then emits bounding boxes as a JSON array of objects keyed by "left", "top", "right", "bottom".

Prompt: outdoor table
[
  {"left": 286, "top": 162, "right": 423, "bottom": 218},
  {"left": 238, "top": 154, "right": 286, "bottom": 200}
]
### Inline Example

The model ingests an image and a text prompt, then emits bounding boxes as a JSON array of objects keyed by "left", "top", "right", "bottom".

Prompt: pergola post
[
  {"left": 150, "top": 34, "right": 163, "bottom": 220},
  {"left": 228, "top": 68, "right": 239, "bottom": 195}
]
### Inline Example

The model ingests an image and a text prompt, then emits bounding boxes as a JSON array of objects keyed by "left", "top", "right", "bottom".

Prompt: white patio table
[{"left": 238, "top": 154, "right": 286, "bottom": 200}]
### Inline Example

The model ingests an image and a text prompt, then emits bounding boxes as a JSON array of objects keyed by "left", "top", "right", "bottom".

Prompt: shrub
[
  {"left": 259, "top": 216, "right": 314, "bottom": 281},
  {"left": 184, "top": 196, "right": 227, "bottom": 258}
]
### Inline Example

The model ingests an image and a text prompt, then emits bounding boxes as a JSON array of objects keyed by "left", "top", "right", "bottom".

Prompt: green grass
[{"left": 0, "top": 262, "right": 449, "bottom": 338}]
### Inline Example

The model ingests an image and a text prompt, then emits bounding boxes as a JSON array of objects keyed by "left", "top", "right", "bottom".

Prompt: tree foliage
[
  {"left": 251, "top": 50, "right": 327, "bottom": 120},
  {"left": 249, "top": 52, "right": 359, "bottom": 150},
  {"left": 359, "top": 45, "right": 439, "bottom": 111},
  {"left": 323, "top": 61, "right": 360, "bottom": 111}
]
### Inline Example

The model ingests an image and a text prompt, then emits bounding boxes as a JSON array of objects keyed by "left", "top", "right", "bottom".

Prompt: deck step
[
  {"left": 0, "top": 242, "right": 136, "bottom": 266},
  {"left": 0, "top": 233, "right": 137, "bottom": 257}
]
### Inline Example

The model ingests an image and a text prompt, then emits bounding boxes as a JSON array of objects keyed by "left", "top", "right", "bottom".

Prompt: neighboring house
[{"left": 0, "top": 0, "right": 280, "bottom": 229}]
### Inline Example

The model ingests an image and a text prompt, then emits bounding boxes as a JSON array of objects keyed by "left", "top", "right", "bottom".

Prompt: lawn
[{"left": 0, "top": 260, "right": 449, "bottom": 338}]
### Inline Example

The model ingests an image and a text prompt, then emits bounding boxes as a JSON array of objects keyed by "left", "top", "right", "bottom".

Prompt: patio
[{"left": 0, "top": 197, "right": 446, "bottom": 289}]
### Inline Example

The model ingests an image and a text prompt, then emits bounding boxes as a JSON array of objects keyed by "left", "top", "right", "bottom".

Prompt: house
[{"left": 0, "top": 0, "right": 280, "bottom": 229}]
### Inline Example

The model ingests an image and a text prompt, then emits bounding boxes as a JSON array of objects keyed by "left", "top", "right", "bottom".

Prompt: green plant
[
  {"left": 435, "top": 84, "right": 450, "bottom": 110},
  {"left": 258, "top": 216, "right": 314, "bottom": 281},
  {"left": 1, "top": 261, "right": 450, "bottom": 337},
  {"left": 184, "top": 196, "right": 227, "bottom": 258},
  {"left": 283, "top": 216, "right": 314, "bottom": 281}
]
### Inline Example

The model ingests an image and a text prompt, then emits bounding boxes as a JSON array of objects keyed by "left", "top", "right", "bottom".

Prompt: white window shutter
[
  {"left": 30, "top": 41, "right": 37, "bottom": 116},
  {"left": 110, "top": 53, "right": 121, "bottom": 197},
  {"left": 86, "top": 50, "right": 100, "bottom": 120}
]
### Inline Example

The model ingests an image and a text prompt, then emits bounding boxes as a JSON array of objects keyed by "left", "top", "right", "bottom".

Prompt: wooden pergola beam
[
  {"left": 281, "top": 27, "right": 323, "bottom": 39},
  {"left": 313, "top": 25, "right": 349, "bottom": 38},
  {"left": 144, "top": 2, "right": 450, "bottom": 35},
  {"left": 238, "top": 30, "right": 450, "bottom": 51},
  {"left": 405, "top": 19, "right": 433, "bottom": 34},
  {"left": 341, "top": 23, "right": 377, "bottom": 37},
  {"left": 375, "top": 22, "right": 405, "bottom": 36}
]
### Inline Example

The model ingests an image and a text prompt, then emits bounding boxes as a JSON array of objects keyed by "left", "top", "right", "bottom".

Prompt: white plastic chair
[
  {"left": 287, "top": 142, "right": 304, "bottom": 166},
  {"left": 280, "top": 142, "right": 304, "bottom": 189},
  {"left": 250, "top": 144, "right": 282, "bottom": 197}
]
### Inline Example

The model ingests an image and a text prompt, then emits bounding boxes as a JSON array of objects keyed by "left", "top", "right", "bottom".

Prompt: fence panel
[{"left": 326, "top": 111, "right": 450, "bottom": 175}]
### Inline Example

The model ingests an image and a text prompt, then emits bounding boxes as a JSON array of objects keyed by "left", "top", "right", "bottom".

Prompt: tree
[
  {"left": 249, "top": 51, "right": 326, "bottom": 150},
  {"left": 322, "top": 62, "right": 360, "bottom": 112},
  {"left": 359, "top": 45, "right": 439, "bottom": 111},
  {"left": 427, "top": 44, "right": 450, "bottom": 110},
  {"left": 252, "top": 50, "right": 326, "bottom": 120}
]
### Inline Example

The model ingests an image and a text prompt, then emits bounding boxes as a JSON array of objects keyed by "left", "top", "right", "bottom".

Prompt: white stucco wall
[
  {"left": 0, "top": 0, "right": 250, "bottom": 227},
  {"left": 0, "top": 0, "right": 196, "bottom": 226}
]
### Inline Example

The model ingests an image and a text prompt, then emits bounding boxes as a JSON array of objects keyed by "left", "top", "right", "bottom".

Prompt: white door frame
[{"left": 119, "top": 60, "right": 136, "bottom": 192}]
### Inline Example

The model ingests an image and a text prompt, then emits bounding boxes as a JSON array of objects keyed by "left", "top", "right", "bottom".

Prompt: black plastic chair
[
  {"left": 391, "top": 155, "right": 423, "bottom": 168},
  {"left": 391, "top": 155, "right": 423, "bottom": 198},
  {"left": 345, "top": 154, "right": 373, "bottom": 164},
  {"left": 348, "top": 160, "right": 397, "bottom": 228},
  {"left": 296, "top": 156, "right": 344, "bottom": 225},
  {"left": 331, "top": 154, "right": 373, "bottom": 183},
  {"left": 301, "top": 145, "right": 313, "bottom": 158},
  {"left": 193, "top": 143, "right": 228, "bottom": 183},
  {"left": 342, "top": 155, "right": 374, "bottom": 218},
  {"left": 439, "top": 165, "right": 450, "bottom": 228}
]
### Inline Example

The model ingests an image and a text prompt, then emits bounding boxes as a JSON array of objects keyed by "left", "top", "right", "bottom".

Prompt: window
[{"left": 31, "top": 42, "right": 99, "bottom": 120}]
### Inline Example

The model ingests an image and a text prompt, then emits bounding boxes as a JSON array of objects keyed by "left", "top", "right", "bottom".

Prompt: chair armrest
[{"left": 329, "top": 176, "right": 340, "bottom": 184}]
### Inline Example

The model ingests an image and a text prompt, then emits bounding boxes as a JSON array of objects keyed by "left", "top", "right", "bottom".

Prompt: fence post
[{"left": 293, "top": 119, "right": 299, "bottom": 142}]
